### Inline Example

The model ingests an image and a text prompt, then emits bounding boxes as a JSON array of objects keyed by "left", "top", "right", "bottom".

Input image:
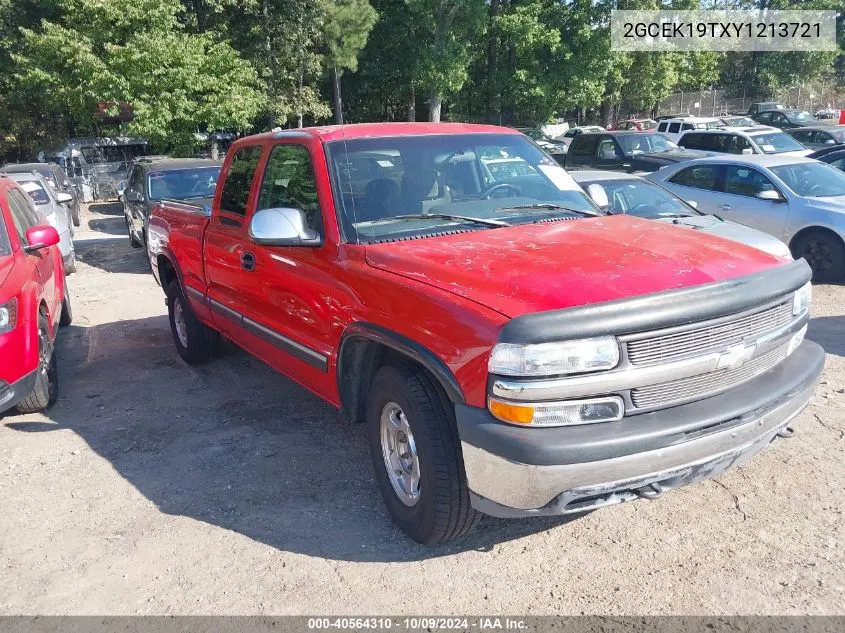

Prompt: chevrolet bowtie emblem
[{"left": 716, "top": 343, "right": 757, "bottom": 370}]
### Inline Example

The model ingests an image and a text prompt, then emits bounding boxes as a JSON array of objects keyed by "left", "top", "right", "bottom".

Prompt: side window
[
  {"left": 682, "top": 123, "right": 694, "bottom": 131},
  {"left": 595, "top": 139, "right": 622, "bottom": 161},
  {"left": 256, "top": 144, "right": 322, "bottom": 233},
  {"left": 757, "top": 112, "right": 772, "bottom": 123},
  {"left": 669, "top": 165, "right": 721, "bottom": 191},
  {"left": 657, "top": 122, "right": 668, "bottom": 132},
  {"left": 570, "top": 135, "right": 600, "bottom": 159},
  {"left": 724, "top": 166, "right": 778, "bottom": 198},
  {"left": 668, "top": 123, "right": 680, "bottom": 133},
  {"left": 7, "top": 190, "right": 40, "bottom": 245},
  {"left": 790, "top": 130, "right": 810, "bottom": 143},
  {"left": 679, "top": 133, "right": 701, "bottom": 149},
  {"left": 827, "top": 156, "right": 845, "bottom": 171},
  {"left": 219, "top": 145, "right": 263, "bottom": 217},
  {"left": 772, "top": 113, "right": 786, "bottom": 124},
  {"left": 729, "top": 135, "right": 752, "bottom": 154},
  {"left": 814, "top": 131, "right": 834, "bottom": 145}
]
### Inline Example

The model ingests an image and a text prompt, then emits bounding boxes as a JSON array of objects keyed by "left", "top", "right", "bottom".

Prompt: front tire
[
  {"left": 166, "top": 280, "right": 219, "bottom": 365},
  {"left": 366, "top": 363, "right": 480, "bottom": 545},
  {"left": 16, "top": 319, "right": 59, "bottom": 413},
  {"left": 71, "top": 202, "right": 80, "bottom": 227},
  {"left": 792, "top": 230, "right": 845, "bottom": 282}
]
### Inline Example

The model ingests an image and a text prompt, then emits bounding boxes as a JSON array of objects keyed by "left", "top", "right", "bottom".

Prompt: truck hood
[{"left": 364, "top": 215, "right": 784, "bottom": 318}]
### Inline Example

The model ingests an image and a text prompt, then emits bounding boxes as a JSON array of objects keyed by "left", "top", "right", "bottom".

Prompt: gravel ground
[{"left": 0, "top": 202, "right": 843, "bottom": 615}]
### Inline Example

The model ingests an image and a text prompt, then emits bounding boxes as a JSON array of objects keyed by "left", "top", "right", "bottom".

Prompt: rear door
[
  {"left": 663, "top": 163, "right": 725, "bottom": 212},
  {"left": 237, "top": 139, "right": 337, "bottom": 400},
  {"left": 719, "top": 164, "right": 789, "bottom": 236},
  {"left": 203, "top": 144, "right": 264, "bottom": 339}
]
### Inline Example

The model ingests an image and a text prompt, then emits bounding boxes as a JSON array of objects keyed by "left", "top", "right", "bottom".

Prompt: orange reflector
[{"left": 488, "top": 398, "right": 534, "bottom": 425}]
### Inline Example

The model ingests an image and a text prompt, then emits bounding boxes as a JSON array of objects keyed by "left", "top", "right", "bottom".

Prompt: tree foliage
[{"left": 1, "top": 0, "right": 844, "bottom": 159}]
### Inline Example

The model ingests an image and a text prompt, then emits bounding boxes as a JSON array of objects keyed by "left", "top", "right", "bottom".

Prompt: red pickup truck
[{"left": 149, "top": 123, "right": 823, "bottom": 544}]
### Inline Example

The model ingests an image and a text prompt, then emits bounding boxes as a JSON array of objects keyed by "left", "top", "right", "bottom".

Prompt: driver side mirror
[
  {"left": 55, "top": 192, "right": 73, "bottom": 204},
  {"left": 249, "top": 207, "right": 321, "bottom": 247},
  {"left": 686, "top": 200, "right": 698, "bottom": 209},
  {"left": 125, "top": 191, "right": 143, "bottom": 203},
  {"left": 586, "top": 183, "right": 610, "bottom": 210},
  {"left": 24, "top": 226, "right": 60, "bottom": 253},
  {"left": 757, "top": 189, "right": 784, "bottom": 202},
  {"left": 741, "top": 148, "right": 754, "bottom": 155}
]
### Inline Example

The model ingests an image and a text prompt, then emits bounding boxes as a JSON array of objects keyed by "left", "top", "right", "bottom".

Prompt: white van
[{"left": 656, "top": 117, "right": 723, "bottom": 142}]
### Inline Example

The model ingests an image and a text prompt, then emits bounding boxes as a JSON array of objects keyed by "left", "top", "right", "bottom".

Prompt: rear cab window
[{"left": 218, "top": 145, "right": 264, "bottom": 220}]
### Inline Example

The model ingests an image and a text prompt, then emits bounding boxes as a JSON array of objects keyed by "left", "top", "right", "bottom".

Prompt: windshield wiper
[
  {"left": 359, "top": 213, "right": 510, "bottom": 228},
  {"left": 494, "top": 203, "right": 604, "bottom": 217}
]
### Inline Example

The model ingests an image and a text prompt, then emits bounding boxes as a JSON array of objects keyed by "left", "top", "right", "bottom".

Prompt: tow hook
[
  {"left": 777, "top": 426, "right": 795, "bottom": 439},
  {"left": 634, "top": 482, "right": 664, "bottom": 500}
]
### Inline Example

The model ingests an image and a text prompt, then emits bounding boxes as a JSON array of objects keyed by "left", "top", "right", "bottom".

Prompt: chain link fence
[{"left": 657, "top": 85, "right": 845, "bottom": 118}]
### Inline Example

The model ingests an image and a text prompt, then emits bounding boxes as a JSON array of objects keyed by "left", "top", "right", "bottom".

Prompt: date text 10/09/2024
[{"left": 307, "top": 618, "right": 528, "bottom": 630}]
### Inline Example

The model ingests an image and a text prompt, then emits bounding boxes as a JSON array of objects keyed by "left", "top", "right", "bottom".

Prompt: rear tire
[
  {"left": 792, "top": 229, "right": 845, "bottom": 282},
  {"left": 71, "top": 202, "right": 80, "bottom": 227},
  {"left": 366, "top": 363, "right": 481, "bottom": 545},
  {"left": 16, "top": 319, "right": 58, "bottom": 413},
  {"left": 166, "top": 280, "right": 219, "bottom": 365},
  {"left": 64, "top": 252, "right": 76, "bottom": 275}
]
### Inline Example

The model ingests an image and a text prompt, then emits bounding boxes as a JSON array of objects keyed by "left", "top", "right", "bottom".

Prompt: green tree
[
  {"left": 323, "top": 0, "right": 378, "bottom": 124},
  {"left": 12, "top": 0, "right": 263, "bottom": 152}
]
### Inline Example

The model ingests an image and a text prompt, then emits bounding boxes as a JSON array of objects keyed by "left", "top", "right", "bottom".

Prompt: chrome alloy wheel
[
  {"left": 380, "top": 402, "right": 421, "bottom": 506},
  {"left": 173, "top": 297, "right": 188, "bottom": 348}
]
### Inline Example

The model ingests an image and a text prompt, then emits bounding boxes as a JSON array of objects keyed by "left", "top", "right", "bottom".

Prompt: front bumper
[
  {"left": 457, "top": 340, "right": 824, "bottom": 517},
  {"left": 0, "top": 368, "right": 38, "bottom": 413}
]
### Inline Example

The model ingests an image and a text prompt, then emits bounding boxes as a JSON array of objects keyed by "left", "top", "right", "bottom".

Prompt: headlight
[
  {"left": 793, "top": 281, "right": 812, "bottom": 316},
  {"left": 0, "top": 298, "right": 18, "bottom": 334},
  {"left": 488, "top": 396, "right": 624, "bottom": 427},
  {"left": 488, "top": 337, "right": 620, "bottom": 377}
]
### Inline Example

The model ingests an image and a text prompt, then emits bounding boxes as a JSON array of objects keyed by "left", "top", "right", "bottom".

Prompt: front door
[
  {"left": 238, "top": 140, "right": 337, "bottom": 401},
  {"left": 718, "top": 164, "right": 789, "bottom": 237}
]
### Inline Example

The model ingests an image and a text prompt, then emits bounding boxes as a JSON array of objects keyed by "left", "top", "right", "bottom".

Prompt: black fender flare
[{"left": 337, "top": 322, "right": 466, "bottom": 406}]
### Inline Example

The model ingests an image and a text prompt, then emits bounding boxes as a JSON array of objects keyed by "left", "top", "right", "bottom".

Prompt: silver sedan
[
  {"left": 7, "top": 172, "right": 76, "bottom": 274},
  {"left": 570, "top": 170, "right": 793, "bottom": 261},
  {"left": 647, "top": 155, "right": 845, "bottom": 281}
]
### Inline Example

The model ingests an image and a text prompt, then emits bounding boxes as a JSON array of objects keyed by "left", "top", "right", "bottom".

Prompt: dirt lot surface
[{"left": 1, "top": 202, "right": 843, "bottom": 615}]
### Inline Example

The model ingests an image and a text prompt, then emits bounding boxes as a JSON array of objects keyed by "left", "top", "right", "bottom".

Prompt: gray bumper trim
[
  {"left": 0, "top": 368, "right": 39, "bottom": 412},
  {"left": 464, "top": 370, "right": 817, "bottom": 514}
]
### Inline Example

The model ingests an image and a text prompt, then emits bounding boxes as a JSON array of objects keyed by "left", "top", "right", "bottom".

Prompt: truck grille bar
[{"left": 625, "top": 301, "right": 793, "bottom": 367}]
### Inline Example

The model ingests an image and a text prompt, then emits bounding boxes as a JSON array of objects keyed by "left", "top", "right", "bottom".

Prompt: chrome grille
[
  {"left": 626, "top": 301, "right": 793, "bottom": 367},
  {"left": 630, "top": 342, "right": 789, "bottom": 410}
]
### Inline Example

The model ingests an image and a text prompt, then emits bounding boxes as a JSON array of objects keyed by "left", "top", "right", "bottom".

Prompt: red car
[
  {"left": 0, "top": 175, "right": 72, "bottom": 414},
  {"left": 149, "top": 123, "right": 822, "bottom": 544},
  {"left": 615, "top": 118, "right": 658, "bottom": 131}
]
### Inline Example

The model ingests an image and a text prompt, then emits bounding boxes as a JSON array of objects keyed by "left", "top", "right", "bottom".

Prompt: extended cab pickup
[{"left": 149, "top": 123, "right": 824, "bottom": 545}]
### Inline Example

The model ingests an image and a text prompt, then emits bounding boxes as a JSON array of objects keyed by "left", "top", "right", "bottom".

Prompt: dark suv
[
  {"left": 564, "top": 131, "right": 709, "bottom": 173},
  {"left": 0, "top": 162, "right": 81, "bottom": 227},
  {"left": 122, "top": 157, "right": 221, "bottom": 249},
  {"left": 746, "top": 102, "right": 786, "bottom": 118}
]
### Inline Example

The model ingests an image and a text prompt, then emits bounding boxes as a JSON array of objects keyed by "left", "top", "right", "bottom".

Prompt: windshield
[
  {"left": 586, "top": 179, "right": 696, "bottom": 218},
  {"left": 770, "top": 162, "right": 845, "bottom": 197},
  {"left": 0, "top": 207, "right": 10, "bottom": 256},
  {"left": 785, "top": 111, "right": 815, "bottom": 123},
  {"left": 17, "top": 180, "right": 51, "bottom": 205},
  {"left": 749, "top": 131, "right": 806, "bottom": 154},
  {"left": 327, "top": 133, "right": 599, "bottom": 242},
  {"left": 147, "top": 167, "right": 221, "bottom": 201},
  {"left": 638, "top": 120, "right": 657, "bottom": 131},
  {"left": 617, "top": 134, "right": 678, "bottom": 155}
]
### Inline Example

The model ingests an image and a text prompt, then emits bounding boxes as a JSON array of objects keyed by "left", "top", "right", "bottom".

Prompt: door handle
[
  {"left": 241, "top": 251, "right": 256, "bottom": 272},
  {"left": 719, "top": 204, "right": 732, "bottom": 210}
]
